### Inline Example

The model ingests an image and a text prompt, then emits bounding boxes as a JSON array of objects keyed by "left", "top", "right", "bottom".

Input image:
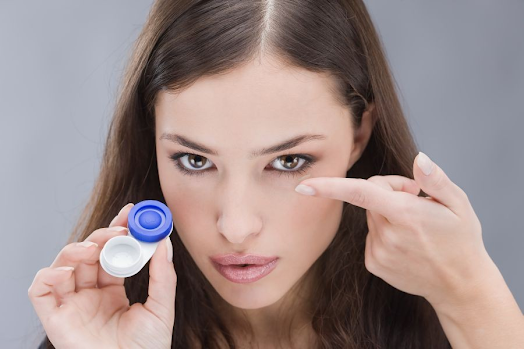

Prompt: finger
[
  {"left": 97, "top": 203, "right": 135, "bottom": 288},
  {"left": 144, "top": 236, "right": 177, "bottom": 329},
  {"left": 49, "top": 241, "right": 100, "bottom": 269},
  {"left": 367, "top": 175, "right": 421, "bottom": 196},
  {"left": 53, "top": 266, "right": 77, "bottom": 305},
  {"left": 109, "top": 203, "right": 134, "bottom": 228},
  {"left": 50, "top": 226, "right": 129, "bottom": 291},
  {"left": 414, "top": 152, "right": 470, "bottom": 216},
  {"left": 49, "top": 241, "right": 98, "bottom": 293},
  {"left": 28, "top": 266, "right": 75, "bottom": 321},
  {"left": 297, "top": 177, "right": 403, "bottom": 221}
]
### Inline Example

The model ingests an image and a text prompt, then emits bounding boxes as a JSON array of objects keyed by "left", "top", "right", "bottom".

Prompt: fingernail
[
  {"left": 417, "top": 151, "right": 434, "bottom": 176},
  {"left": 295, "top": 184, "right": 316, "bottom": 196},
  {"left": 109, "top": 226, "right": 128, "bottom": 232},
  {"left": 77, "top": 241, "right": 98, "bottom": 248},
  {"left": 55, "top": 266, "right": 74, "bottom": 272},
  {"left": 118, "top": 203, "right": 134, "bottom": 215},
  {"left": 109, "top": 203, "right": 133, "bottom": 226},
  {"left": 109, "top": 215, "right": 119, "bottom": 226},
  {"left": 166, "top": 236, "right": 173, "bottom": 262}
]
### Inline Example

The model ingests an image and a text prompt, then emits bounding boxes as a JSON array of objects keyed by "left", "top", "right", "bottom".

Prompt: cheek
[
  {"left": 275, "top": 196, "right": 343, "bottom": 265},
  {"left": 158, "top": 162, "right": 212, "bottom": 252}
]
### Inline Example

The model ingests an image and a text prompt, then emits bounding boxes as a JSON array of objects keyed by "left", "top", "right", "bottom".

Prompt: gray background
[{"left": 1, "top": 1, "right": 522, "bottom": 347}]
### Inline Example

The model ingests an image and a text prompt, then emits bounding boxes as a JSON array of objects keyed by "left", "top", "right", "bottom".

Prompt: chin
[
  {"left": 205, "top": 270, "right": 288, "bottom": 309},
  {"left": 218, "top": 282, "right": 287, "bottom": 310}
]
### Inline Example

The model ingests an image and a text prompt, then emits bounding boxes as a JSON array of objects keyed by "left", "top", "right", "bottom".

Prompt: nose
[
  {"left": 217, "top": 213, "right": 261, "bottom": 244},
  {"left": 216, "top": 178, "right": 263, "bottom": 245}
]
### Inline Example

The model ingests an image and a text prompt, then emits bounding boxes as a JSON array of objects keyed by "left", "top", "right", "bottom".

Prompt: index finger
[
  {"left": 97, "top": 203, "right": 136, "bottom": 288},
  {"left": 108, "top": 203, "right": 134, "bottom": 228},
  {"left": 298, "top": 177, "right": 405, "bottom": 221}
]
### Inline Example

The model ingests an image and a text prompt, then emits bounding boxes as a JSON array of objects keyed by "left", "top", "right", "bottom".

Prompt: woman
[{"left": 29, "top": 0, "right": 524, "bottom": 348}]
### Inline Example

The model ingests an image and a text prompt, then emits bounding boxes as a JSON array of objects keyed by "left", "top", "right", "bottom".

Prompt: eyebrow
[{"left": 159, "top": 132, "right": 327, "bottom": 159}]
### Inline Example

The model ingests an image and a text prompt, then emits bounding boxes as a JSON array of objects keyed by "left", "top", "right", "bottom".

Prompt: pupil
[
  {"left": 281, "top": 155, "right": 298, "bottom": 169},
  {"left": 190, "top": 154, "right": 205, "bottom": 168}
]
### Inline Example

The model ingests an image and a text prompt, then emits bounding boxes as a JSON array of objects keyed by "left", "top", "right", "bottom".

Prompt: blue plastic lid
[{"left": 127, "top": 200, "right": 173, "bottom": 242}]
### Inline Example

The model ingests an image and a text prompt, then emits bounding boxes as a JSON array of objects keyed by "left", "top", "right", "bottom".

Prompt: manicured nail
[
  {"left": 166, "top": 236, "right": 173, "bottom": 262},
  {"left": 295, "top": 184, "right": 316, "bottom": 196},
  {"left": 77, "top": 241, "right": 98, "bottom": 248},
  {"left": 417, "top": 151, "right": 434, "bottom": 176},
  {"left": 118, "top": 203, "right": 134, "bottom": 215},
  {"left": 55, "top": 266, "right": 74, "bottom": 272},
  {"left": 109, "top": 215, "right": 119, "bottom": 226},
  {"left": 109, "top": 226, "right": 128, "bottom": 232},
  {"left": 109, "top": 203, "right": 133, "bottom": 226}
]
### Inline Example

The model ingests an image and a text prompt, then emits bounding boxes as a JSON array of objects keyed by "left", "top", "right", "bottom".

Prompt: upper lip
[{"left": 210, "top": 253, "right": 278, "bottom": 266}]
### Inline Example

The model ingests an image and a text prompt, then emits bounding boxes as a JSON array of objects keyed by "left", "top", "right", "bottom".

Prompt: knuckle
[
  {"left": 381, "top": 231, "right": 400, "bottom": 250},
  {"left": 364, "top": 249, "right": 377, "bottom": 273},
  {"left": 367, "top": 175, "right": 381, "bottom": 183},
  {"left": 470, "top": 214, "right": 482, "bottom": 232},
  {"left": 370, "top": 242, "right": 385, "bottom": 266},
  {"left": 457, "top": 187, "right": 470, "bottom": 203},
  {"left": 364, "top": 256, "right": 375, "bottom": 273},
  {"left": 394, "top": 199, "right": 416, "bottom": 225},
  {"left": 377, "top": 247, "right": 391, "bottom": 266},
  {"left": 28, "top": 268, "right": 50, "bottom": 297}
]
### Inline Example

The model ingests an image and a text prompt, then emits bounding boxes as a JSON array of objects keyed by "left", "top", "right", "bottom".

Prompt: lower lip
[{"left": 212, "top": 259, "right": 278, "bottom": 284}]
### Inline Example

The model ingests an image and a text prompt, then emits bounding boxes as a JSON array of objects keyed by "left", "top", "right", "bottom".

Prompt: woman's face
[{"left": 155, "top": 56, "right": 366, "bottom": 310}]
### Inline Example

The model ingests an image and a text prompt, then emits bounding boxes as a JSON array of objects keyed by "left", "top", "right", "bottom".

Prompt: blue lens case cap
[{"left": 127, "top": 200, "right": 173, "bottom": 242}]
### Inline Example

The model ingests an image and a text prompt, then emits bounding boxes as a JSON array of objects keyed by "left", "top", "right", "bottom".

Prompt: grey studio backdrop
[{"left": 1, "top": 1, "right": 523, "bottom": 347}]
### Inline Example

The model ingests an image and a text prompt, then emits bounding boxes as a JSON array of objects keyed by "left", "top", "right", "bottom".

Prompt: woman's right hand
[{"left": 28, "top": 203, "right": 177, "bottom": 349}]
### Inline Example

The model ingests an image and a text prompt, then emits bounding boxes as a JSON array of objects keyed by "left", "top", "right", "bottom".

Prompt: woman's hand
[
  {"left": 28, "top": 203, "right": 177, "bottom": 349},
  {"left": 294, "top": 152, "right": 494, "bottom": 310}
]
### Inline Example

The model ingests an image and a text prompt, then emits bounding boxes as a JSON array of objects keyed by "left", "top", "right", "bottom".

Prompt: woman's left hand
[{"left": 295, "top": 151, "right": 494, "bottom": 309}]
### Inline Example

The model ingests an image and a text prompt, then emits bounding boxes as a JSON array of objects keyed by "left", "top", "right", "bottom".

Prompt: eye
[{"left": 169, "top": 152, "right": 316, "bottom": 178}]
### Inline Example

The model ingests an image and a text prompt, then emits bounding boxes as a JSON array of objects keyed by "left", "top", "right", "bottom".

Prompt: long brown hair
[{"left": 40, "top": 0, "right": 451, "bottom": 347}]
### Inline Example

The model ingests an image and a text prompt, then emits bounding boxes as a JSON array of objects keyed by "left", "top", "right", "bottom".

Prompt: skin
[
  {"left": 27, "top": 203, "right": 177, "bottom": 349},
  {"left": 154, "top": 55, "right": 375, "bottom": 346},
  {"left": 29, "top": 54, "right": 523, "bottom": 348},
  {"left": 298, "top": 148, "right": 524, "bottom": 347}
]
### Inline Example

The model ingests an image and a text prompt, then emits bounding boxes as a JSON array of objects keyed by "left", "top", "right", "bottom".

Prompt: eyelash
[{"left": 168, "top": 152, "right": 316, "bottom": 178}]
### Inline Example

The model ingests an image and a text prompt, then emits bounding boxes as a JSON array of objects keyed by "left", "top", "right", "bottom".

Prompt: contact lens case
[{"left": 100, "top": 200, "right": 173, "bottom": 278}]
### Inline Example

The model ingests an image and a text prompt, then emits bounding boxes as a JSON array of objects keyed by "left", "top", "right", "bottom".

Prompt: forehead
[{"left": 154, "top": 57, "right": 351, "bottom": 143}]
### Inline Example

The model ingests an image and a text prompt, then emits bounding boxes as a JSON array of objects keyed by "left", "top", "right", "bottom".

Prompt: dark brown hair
[{"left": 40, "top": 0, "right": 451, "bottom": 347}]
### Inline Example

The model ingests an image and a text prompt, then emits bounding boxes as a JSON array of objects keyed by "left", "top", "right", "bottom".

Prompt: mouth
[{"left": 210, "top": 254, "right": 279, "bottom": 283}]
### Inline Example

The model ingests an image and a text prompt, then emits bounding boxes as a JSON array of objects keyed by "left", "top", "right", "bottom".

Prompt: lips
[
  {"left": 210, "top": 253, "right": 278, "bottom": 266},
  {"left": 210, "top": 254, "right": 278, "bottom": 283}
]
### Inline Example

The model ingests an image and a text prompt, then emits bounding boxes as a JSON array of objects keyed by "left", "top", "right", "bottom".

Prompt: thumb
[
  {"left": 144, "top": 235, "right": 176, "bottom": 328},
  {"left": 413, "top": 151, "right": 469, "bottom": 216}
]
